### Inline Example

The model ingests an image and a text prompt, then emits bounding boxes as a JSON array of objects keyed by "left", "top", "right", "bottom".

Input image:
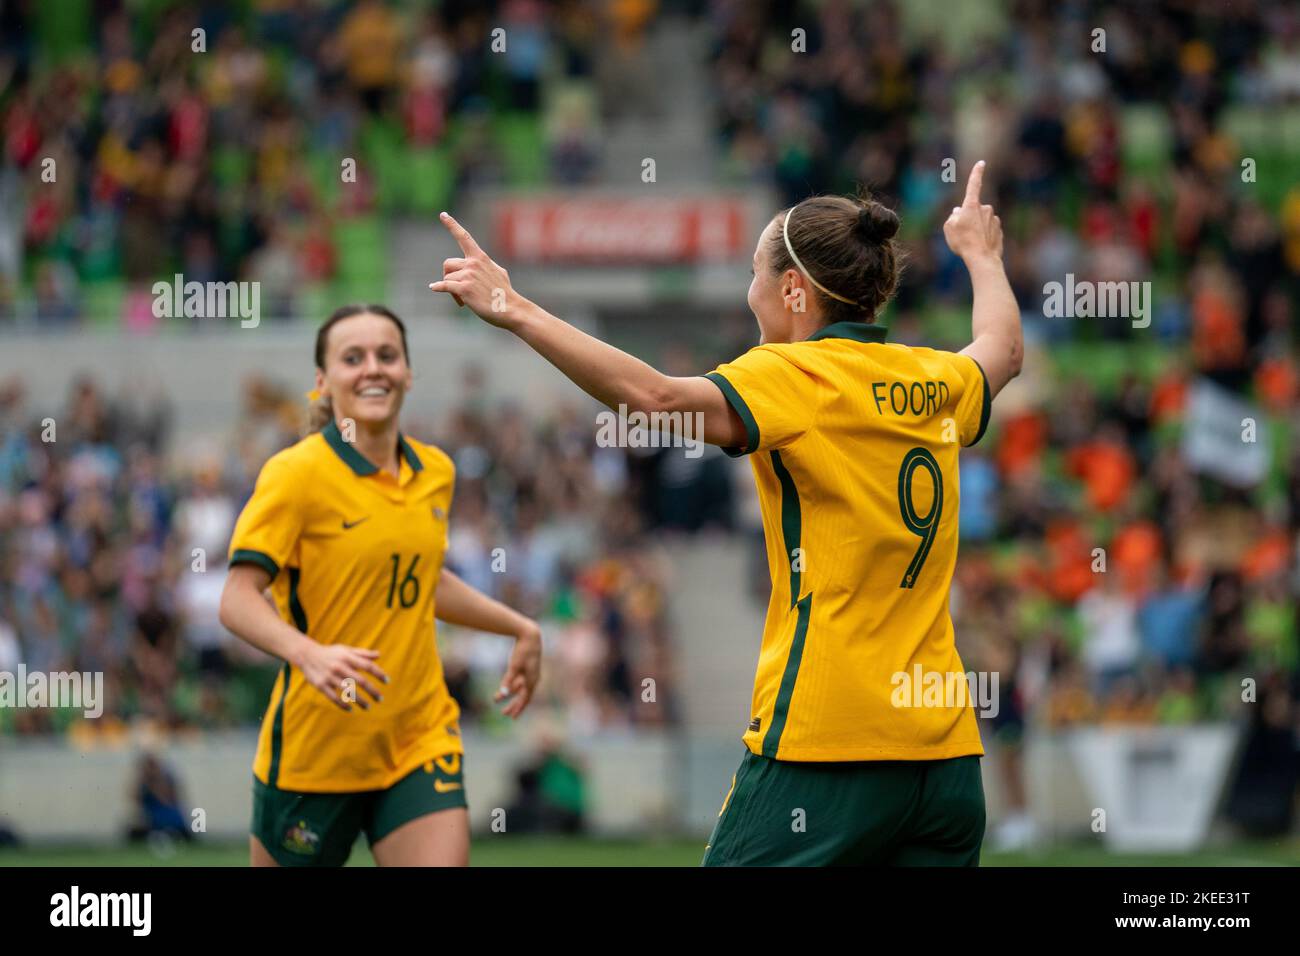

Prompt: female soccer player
[
  {"left": 431, "top": 161, "right": 1021, "bottom": 866},
  {"left": 218, "top": 304, "right": 542, "bottom": 867}
]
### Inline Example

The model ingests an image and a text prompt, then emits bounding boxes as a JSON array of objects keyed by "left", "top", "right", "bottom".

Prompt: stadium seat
[
  {"left": 361, "top": 116, "right": 408, "bottom": 213},
  {"left": 34, "top": 0, "right": 91, "bottom": 61},
  {"left": 407, "top": 147, "right": 455, "bottom": 215},
  {"left": 211, "top": 146, "right": 252, "bottom": 191},
  {"left": 1121, "top": 105, "right": 1172, "bottom": 179},
  {"left": 333, "top": 215, "right": 388, "bottom": 302},
  {"left": 308, "top": 147, "right": 342, "bottom": 205},
  {"left": 494, "top": 112, "right": 548, "bottom": 188},
  {"left": 82, "top": 279, "right": 126, "bottom": 329}
]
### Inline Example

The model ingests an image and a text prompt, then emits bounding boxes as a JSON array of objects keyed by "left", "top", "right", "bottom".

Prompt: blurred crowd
[
  {"left": 709, "top": 0, "right": 1300, "bottom": 367},
  {"left": 0, "top": 368, "right": 681, "bottom": 737},
  {"left": 0, "top": 0, "right": 663, "bottom": 323}
]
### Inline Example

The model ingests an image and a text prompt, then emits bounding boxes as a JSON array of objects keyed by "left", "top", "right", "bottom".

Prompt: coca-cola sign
[{"left": 493, "top": 196, "right": 750, "bottom": 264}]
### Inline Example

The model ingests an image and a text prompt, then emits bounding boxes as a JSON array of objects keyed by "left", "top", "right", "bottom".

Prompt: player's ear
[
  {"left": 314, "top": 367, "right": 327, "bottom": 398},
  {"left": 783, "top": 270, "right": 803, "bottom": 310}
]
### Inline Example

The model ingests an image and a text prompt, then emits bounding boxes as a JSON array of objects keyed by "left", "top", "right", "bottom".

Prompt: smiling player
[
  {"left": 430, "top": 161, "right": 1022, "bottom": 865},
  {"left": 218, "top": 304, "right": 542, "bottom": 867}
]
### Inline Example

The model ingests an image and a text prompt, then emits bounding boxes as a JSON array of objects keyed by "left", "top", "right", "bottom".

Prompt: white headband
[{"left": 782, "top": 206, "right": 861, "bottom": 307}]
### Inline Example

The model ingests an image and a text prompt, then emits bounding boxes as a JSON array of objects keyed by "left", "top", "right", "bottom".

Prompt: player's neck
[
  {"left": 351, "top": 421, "right": 402, "bottom": 478},
  {"left": 790, "top": 312, "right": 828, "bottom": 342}
]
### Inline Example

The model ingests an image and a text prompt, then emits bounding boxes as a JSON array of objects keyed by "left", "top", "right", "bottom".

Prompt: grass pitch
[{"left": 2, "top": 837, "right": 1295, "bottom": 867}]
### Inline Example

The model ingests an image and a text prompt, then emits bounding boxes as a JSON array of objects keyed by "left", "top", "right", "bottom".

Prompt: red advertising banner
[{"left": 493, "top": 196, "right": 750, "bottom": 264}]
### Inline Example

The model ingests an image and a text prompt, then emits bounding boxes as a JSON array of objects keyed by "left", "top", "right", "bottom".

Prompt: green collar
[
  {"left": 322, "top": 419, "right": 424, "bottom": 476},
  {"left": 806, "top": 321, "right": 889, "bottom": 344}
]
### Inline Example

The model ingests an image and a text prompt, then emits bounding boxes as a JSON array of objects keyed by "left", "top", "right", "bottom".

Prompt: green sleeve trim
[
  {"left": 230, "top": 548, "right": 279, "bottom": 582},
  {"left": 704, "top": 371, "right": 760, "bottom": 457},
  {"left": 966, "top": 358, "right": 992, "bottom": 447}
]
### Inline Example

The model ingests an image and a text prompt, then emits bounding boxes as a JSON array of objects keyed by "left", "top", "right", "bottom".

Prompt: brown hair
[
  {"left": 766, "top": 192, "right": 902, "bottom": 325},
  {"left": 309, "top": 304, "right": 410, "bottom": 431}
]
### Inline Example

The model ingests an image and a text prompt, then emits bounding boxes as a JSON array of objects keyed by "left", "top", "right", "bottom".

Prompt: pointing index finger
[
  {"left": 439, "top": 211, "right": 483, "bottom": 257},
  {"left": 963, "top": 161, "right": 986, "bottom": 207}
]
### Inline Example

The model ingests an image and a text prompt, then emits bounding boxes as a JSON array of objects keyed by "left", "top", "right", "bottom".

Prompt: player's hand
[
  {"left": 942, "top": 161, "right": 1003, "bottom": 264},
  {"left": 297, "top": 642, "right": 388, "bottom": 712},
  {"left": 429, "top": 211, "right": 520, "bottom": 328},
  {"left": 495, "top": 622, "right": 541, "bottom": 719}
]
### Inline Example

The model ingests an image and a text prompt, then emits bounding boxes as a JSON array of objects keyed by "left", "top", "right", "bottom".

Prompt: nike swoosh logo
[
  {"left": 342, "top": 517, "right": 370, "bottom": 530},
  {"left": 433, "top": 780, "right": 462, "bottom": 793}
]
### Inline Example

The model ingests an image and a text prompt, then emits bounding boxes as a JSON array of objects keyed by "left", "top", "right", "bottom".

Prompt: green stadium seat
[
  {"left": 333, "top": 215, "right": 388, "bottom": 302},
  {"left": 1048, "top": 342, "right": 1169, "bottom": 394},
  {"left": 308, "top": 147, "right": 342, "bottom": 206},
  {"left": 300, "top": 281, "right": 335, "bottom": 325},
  {"left": 1120, "top": 105, "right": 1172, "bottom": 179},
  {"left": 35, "top": 0, "right": 91, "bottom": 62},
  {"left": 494, "top": 112, "right": 547, "bottom": 188},
  {"left": 361, "top": 116, "right": 408, "bottom": 213},
  {"left": 1222, "top": 105, "right": 1300, "bottom": 212},
  {"left": 82, "top": 279, "right": 126, "bottom": 328},
  {"left": 1221, "top": 105, "right": 1268, "bottom": 147},
  {"left": 407, "top": 146, "right": 455, "bottom": 215},
  {"left": 211, "top": 146, "right": 251, "bottom": 190},
  {"left": 919, "top": 305, "right": 973, "bottom": 347}
]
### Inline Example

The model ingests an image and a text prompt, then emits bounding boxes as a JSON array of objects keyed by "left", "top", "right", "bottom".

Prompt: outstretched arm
[
  {"left": 944, "top": 161, "right": 1024, "bottom": 398},
  {"left": 429, "top": 213, "right": 747, "bottom": 449},
  {"left": 434, "top": 568, "right": 541, "bottom": 718}
]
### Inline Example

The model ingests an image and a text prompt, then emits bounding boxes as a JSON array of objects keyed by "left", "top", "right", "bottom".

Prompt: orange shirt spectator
[
  {"left": 1190, "top": 280, "right": 1245, "bottom": 373},
  {"left": 1113, "top": 521, "right": 1164, "bottom": 596},
  {"left": 1149, "top": 368, "right": 1187, "bottom": 425},
  {"left": 1042, "top": 519, "right": 1096, "bottom": 604},
  {"left": 996, "top": 409, "right": 1047, "bottom": 478},
  {"left": 1255, "top": 357, "right": 1298, "bottom": 411},
  {"left": 1242, "top": 529, "right": 1290, "bottom": 582},
  {"left": 1067, "top": 438, "right": 1136, "bottom": 513}
]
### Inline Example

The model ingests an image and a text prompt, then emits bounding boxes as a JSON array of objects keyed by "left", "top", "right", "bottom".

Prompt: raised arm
[
  {"left": 944, "top": 161, "right": 1024, "bottom": 398},
  {"left": 429, "top": 213, "right": 747, "bottom": 449}
]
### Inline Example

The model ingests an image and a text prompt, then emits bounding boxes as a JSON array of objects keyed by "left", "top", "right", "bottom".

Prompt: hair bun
[{"left": 857, "top": 203, "right": 900, "bottom": 243}]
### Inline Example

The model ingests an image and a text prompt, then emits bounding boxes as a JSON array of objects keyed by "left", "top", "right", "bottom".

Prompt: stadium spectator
[{"left": 125, "top": 752, "right": 192, "bottom": 844}]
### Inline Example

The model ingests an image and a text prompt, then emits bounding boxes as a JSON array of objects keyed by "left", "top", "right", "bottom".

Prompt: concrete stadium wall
[
  {"left": 0, "top": 730, "right": 682, "bottom": 844},
  {"left": 0, "top": 727, "right": 1209, "bottom": 847}
]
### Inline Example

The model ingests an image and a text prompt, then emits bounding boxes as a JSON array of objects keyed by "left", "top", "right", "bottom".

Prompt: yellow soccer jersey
[
  {"left": 705, "top": 320, "right": 991, "bottom": 762},
  {"left": 228, "top": 419, "right": 462, "bottom": 792}
]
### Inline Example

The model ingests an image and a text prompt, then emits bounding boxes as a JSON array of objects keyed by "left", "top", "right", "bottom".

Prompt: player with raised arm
[{"left": 431, "top": 161, "right": 1020, "bottom": 865}]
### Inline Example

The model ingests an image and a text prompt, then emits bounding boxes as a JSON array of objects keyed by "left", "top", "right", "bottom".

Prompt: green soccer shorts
[
  {"left": 702, "top": 750, "right": 985, "bottom": 866},
  {"left": 252, "top": 755, "right": 468, "bottom": 867}
]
